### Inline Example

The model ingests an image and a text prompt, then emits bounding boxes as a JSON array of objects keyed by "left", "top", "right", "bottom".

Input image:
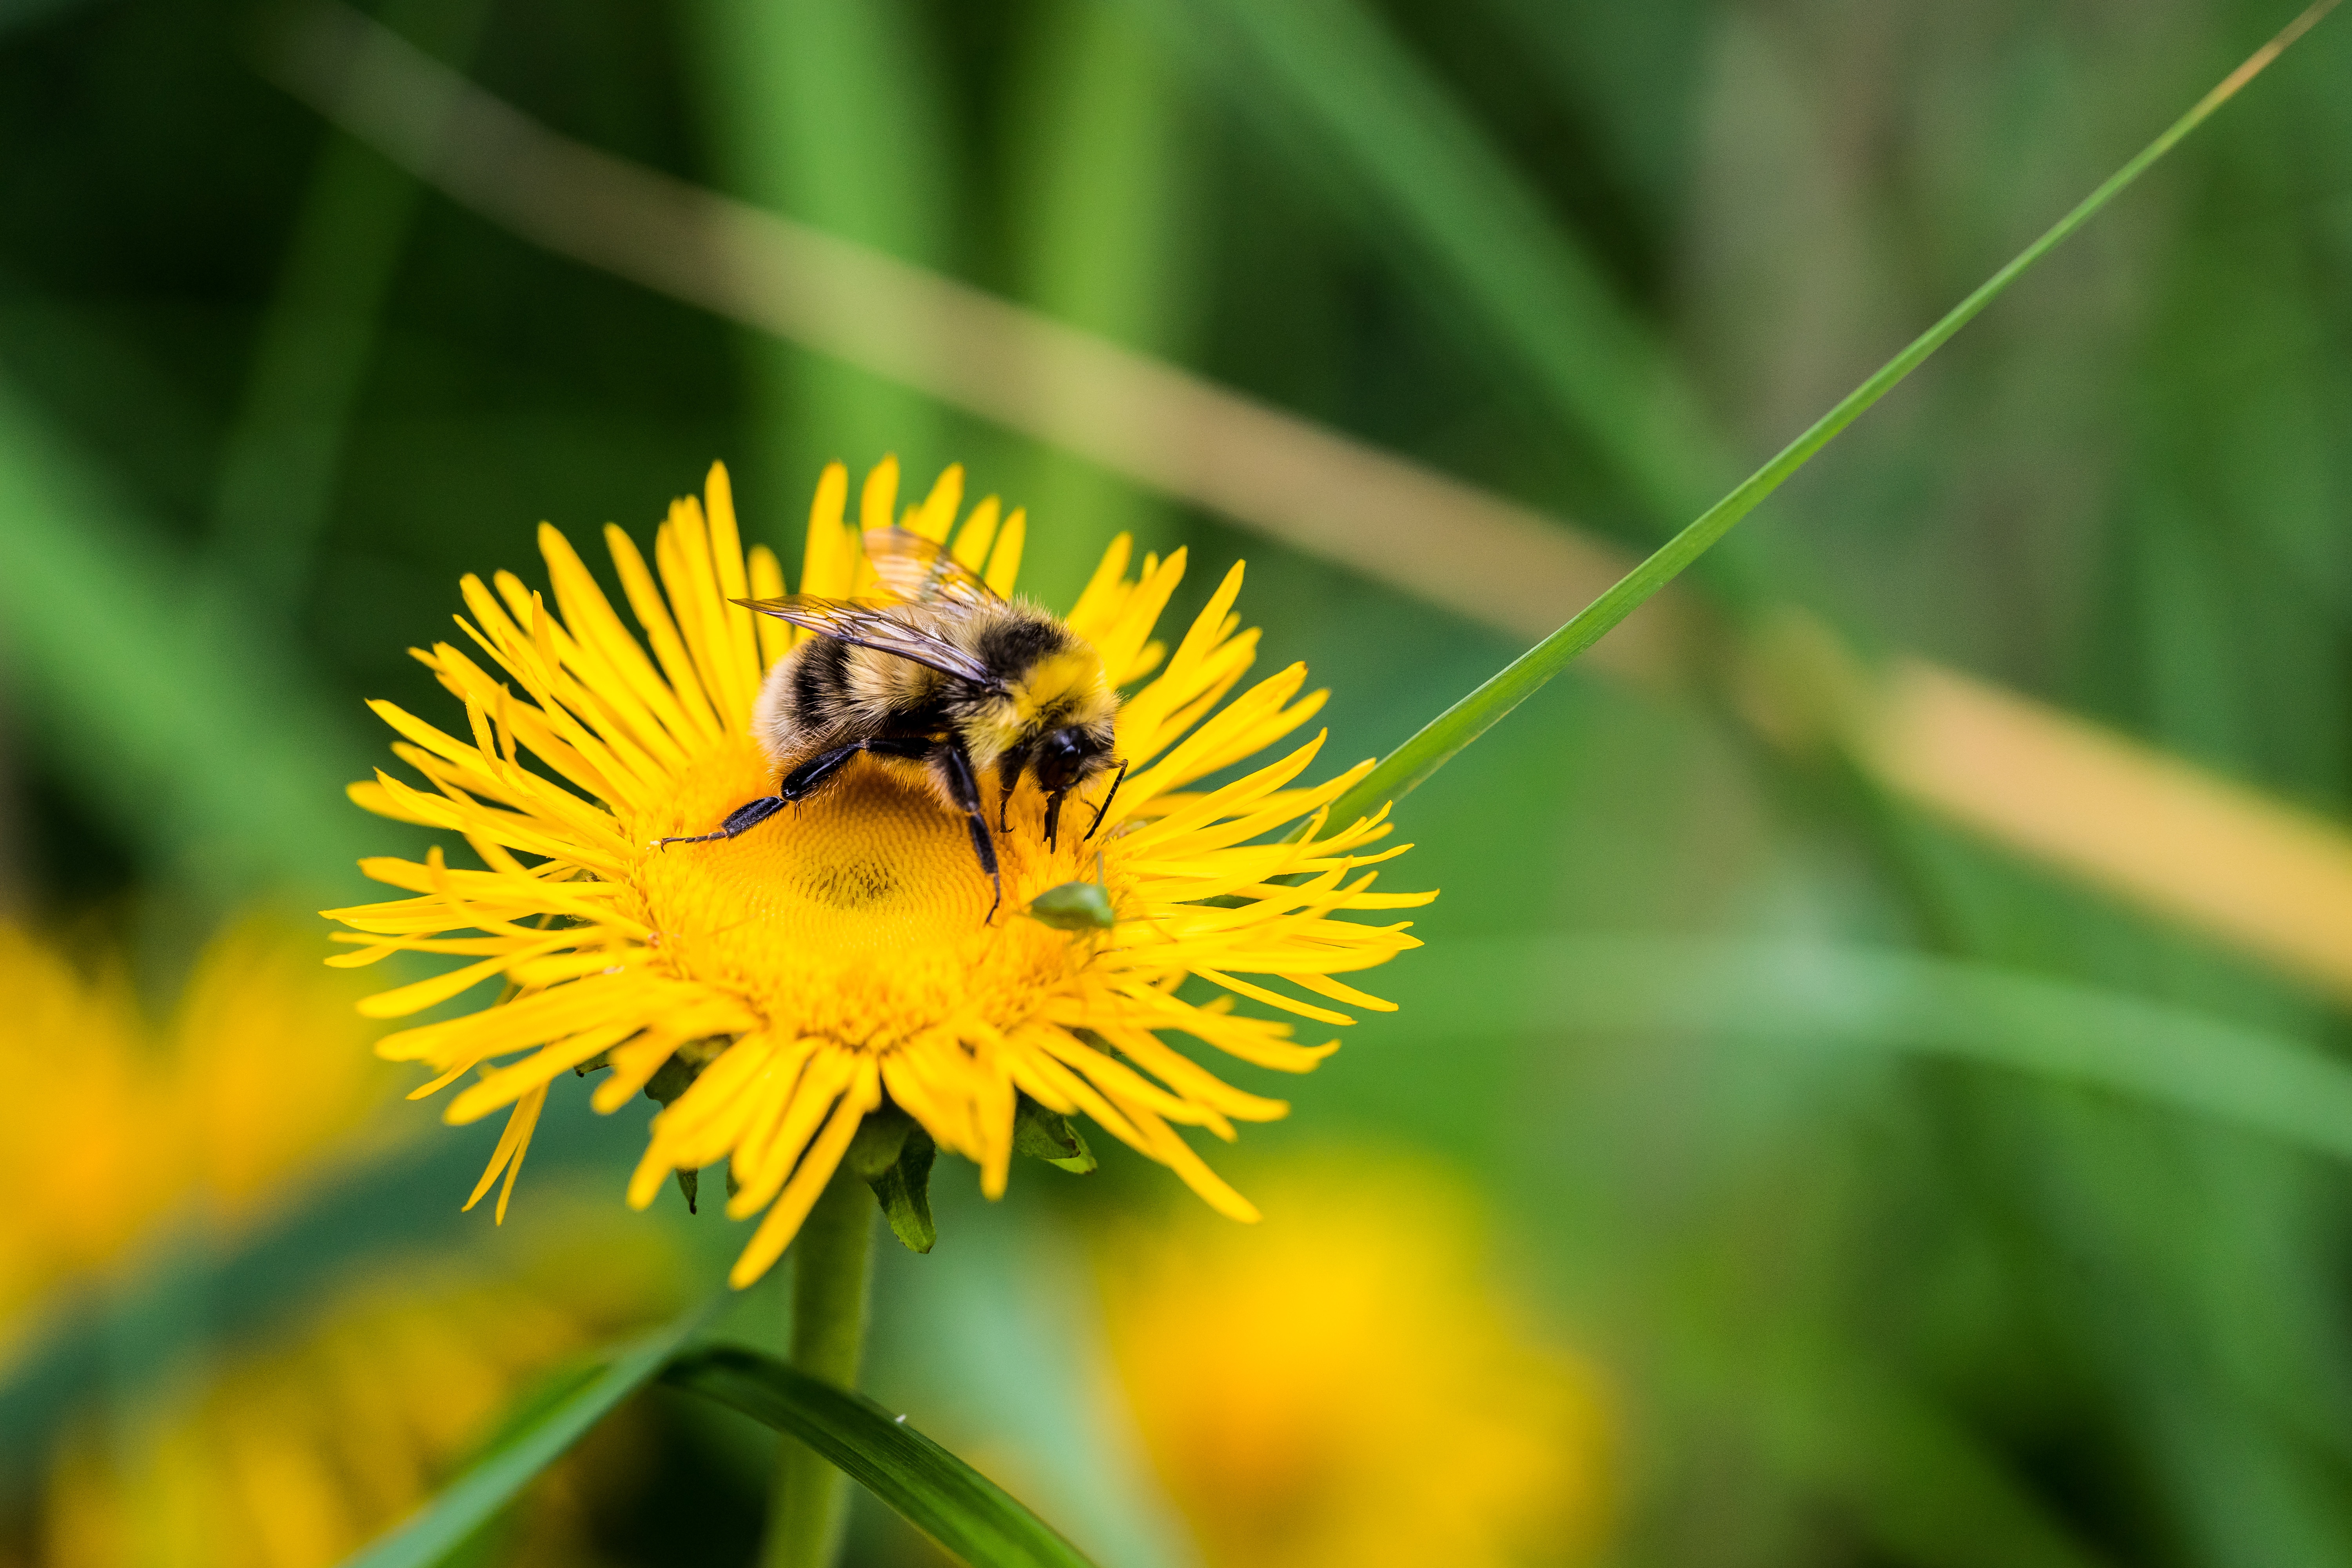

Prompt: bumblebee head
[
  {"left": 1034, "top": 726, "right": 1107, "bottom": 793},
  {"left": 1031, "top": 722, "right": 1124, "bottom": 851}
]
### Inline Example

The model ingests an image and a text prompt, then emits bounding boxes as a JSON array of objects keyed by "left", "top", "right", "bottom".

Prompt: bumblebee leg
[
  {"left": 864, "top": 735, "right": 940, "bottom": 759},
  {"left": 656, "top": 793, "right": 788, "bottom": 847},
  {"left": 995, "top": 750, "right": 1028, "bottom": 834},
  {"left": 659, "top": 737, "right": 916, "bottom": 848},
  {"left": 1082, "top": 760, "right": 1129, "bottom": 841},
  {"left": 777, "top": 740, "right": 878, "bottom": 800},
  {"left": 936, "top": 740, "right": 1003, "bottom": 922}
]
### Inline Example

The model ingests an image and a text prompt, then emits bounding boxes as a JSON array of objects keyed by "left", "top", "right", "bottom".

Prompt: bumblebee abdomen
[
  {"left": 752, "top": 637, "right": 840, "bottom": 757},
  {"left": 753, "top": 634, "right": 946, "bottom": 761}
]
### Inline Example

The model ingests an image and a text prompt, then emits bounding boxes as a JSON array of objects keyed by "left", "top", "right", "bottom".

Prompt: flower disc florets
[{"left": 326, "top": 458, "right": 1430, "bottom": 1286}]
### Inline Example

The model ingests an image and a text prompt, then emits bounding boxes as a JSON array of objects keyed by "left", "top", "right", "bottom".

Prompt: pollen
[{"left": 325, "top": 456, "right": 1433, "bottom": 1288}]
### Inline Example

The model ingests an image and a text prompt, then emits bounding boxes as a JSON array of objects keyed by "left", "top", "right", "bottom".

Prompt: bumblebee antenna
[{"left": 1082, "top": 760, "right": 1128, "bottom": 841}]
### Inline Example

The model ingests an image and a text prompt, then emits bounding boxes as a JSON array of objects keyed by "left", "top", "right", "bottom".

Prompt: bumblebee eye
[{"left": 1034, "top": 730, "right": 1087, "bottom": 792}]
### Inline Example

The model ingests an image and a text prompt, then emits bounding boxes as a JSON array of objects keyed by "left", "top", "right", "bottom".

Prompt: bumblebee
[{"left": 658, "top": 527, "right": 1127, "bottom": 920}]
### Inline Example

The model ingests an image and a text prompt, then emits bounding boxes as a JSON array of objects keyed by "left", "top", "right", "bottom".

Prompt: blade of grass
[
  {"left": 1317, "top": 0, "right": 2341, "bottom": 834},
  {"left": 1387, "top": 934, "right": 2352, "bottom": 1163},
  {"left": 663, "top": 1344, "right": 1100, "bottom": 1568},
  {"left": 339, "top": 1292, "right": 724, "bottom": 1568}
]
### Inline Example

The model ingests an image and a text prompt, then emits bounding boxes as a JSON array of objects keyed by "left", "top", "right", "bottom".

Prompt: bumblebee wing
[
  {"left": 734, "top": 595, "right": 997, "bottom": 687},
  {"left": 862, "top": 526, "right": 1001, "bottom": 605}
]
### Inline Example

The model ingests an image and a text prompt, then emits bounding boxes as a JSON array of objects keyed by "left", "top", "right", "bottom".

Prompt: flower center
[{"left": 627, "top": 737, "right": 1097, "bottom": 1051}]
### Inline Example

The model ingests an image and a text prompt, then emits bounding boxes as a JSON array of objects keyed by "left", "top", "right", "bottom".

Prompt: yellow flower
[
  {"left": 34, "top": 1232, "right": 672, "bottom": 1568},
  {"left": 327, "top": 458, "right": 1430, "bottom": 1287},
  {"left": 1102, "top": 1156, "right": 1612, "bottom": 1568},
  {"left": 0, "top": 921, "right": 384, "bottom": 1345}
]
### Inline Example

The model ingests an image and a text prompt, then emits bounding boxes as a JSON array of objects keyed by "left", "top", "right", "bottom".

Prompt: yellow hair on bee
[{"left": 1009, "top": 646, "right": 1106, "bottom": 725}]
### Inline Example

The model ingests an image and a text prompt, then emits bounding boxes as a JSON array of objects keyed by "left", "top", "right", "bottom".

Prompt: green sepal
[
  {"left": 867, "top": 1124, "right": 938, "bottom": 1254},
  {"left": 643, "top": 1053, "right": 697, "bottom": 1107},
  {"left": 1025, "top": 879, "right": 1116, "bottom": 931},
  {"left": 844, "top": 1106, "right": 914, "bottom": 1181},
  {"left": 641, "top": 1056, "right": 708, "bottom": 1213},
  {"left": 1012, "top": 1097, "right": 1097, "bottom": 1174},
  {"left": 641, "top": 1056, "right": 706, "bottom": 1213}
]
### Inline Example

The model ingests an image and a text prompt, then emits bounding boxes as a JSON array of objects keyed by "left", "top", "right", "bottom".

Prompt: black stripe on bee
[
  {"left": 975, "top": 617, "right": 1065, "bottom": 681},
  {"left": 793, "top": 636, "right": 853, "bottom": 727}
]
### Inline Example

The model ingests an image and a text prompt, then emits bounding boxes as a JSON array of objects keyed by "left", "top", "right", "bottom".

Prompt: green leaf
[
  {"left": 338, "top": 1294, "right": 722, "bottom": 1568},
  {"left": 1317, "top": 2, "right": 2339, "bottom": 835},
  {"left": 662, "top": 1344, "right": 1100, "bottom": 1568},
  {"left": 869, "top": 1122, "right": 940, "bottom": 1253}
]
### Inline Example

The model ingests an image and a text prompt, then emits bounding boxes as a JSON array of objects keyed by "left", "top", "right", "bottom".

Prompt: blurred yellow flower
[
  {"left": 328, "top": 458, "right": 1428, "bottom": 1287},
  {"left": 33, "top": 1234, "right": 673, "bottom": 1568},
  {"left": 0, "top": 921, "right": 385, "bottom": 1344},
  {"left": 1103, "top": 1157, "right": 1611, "bottom": 1568}
]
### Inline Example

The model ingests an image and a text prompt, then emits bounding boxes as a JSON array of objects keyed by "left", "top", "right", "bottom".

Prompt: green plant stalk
[
  {"left": 1319, "top": 0, "right": 2339, "bottom": 835},
  {"left": 762, "top": 1171, "right": 877, "bottom": 1568}
]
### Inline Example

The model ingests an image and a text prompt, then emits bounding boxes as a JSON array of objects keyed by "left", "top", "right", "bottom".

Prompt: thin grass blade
[
  {"left": 338, "top": 1295, "right": 723, "bottom": 1568},
  {"left": 1321, "top": 0, "right": 2340, "bottom": 833}
]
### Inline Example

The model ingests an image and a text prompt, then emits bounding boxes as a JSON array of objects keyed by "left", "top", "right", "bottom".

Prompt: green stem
[{"left": 760, "top": 1170, "right": 876, "bottom": 1568}]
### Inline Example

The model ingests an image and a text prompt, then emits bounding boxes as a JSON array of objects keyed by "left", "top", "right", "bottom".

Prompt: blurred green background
[{"left": 4, "top": 0, "right": 2352, "bottom": 1564}]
